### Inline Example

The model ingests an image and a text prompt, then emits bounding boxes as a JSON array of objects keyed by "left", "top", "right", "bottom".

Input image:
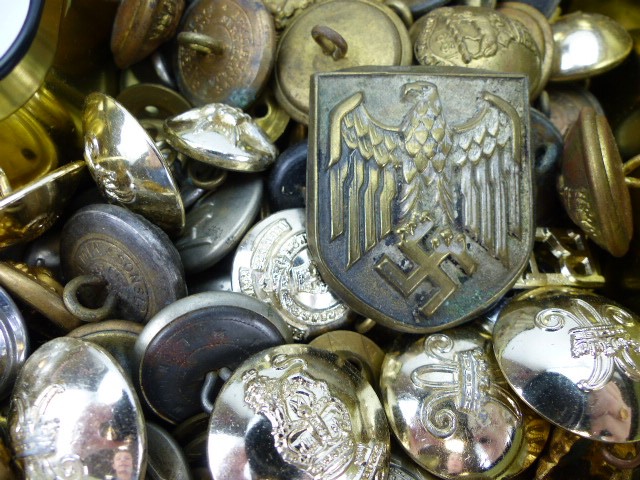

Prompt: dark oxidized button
[
  {"left": 147, "top": 422, "right": 192, "bottom": 480},
  {"left": 134, "top": 291, "right": 292, "bottom": 424},
  {"left": 267, "top": 141, "right": 308, "bottom": 211}
]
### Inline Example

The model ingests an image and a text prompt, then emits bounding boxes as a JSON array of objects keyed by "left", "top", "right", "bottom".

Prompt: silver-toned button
[
  {"left": 494, "top": 288, "right": 640, "bottom": 443},
  {"left": 208, "top": 344, "right": 390, "bottom": 479},
  {"left": 176, "top": 174, "right": 263, "bottom": 274},
  {"left": 8, "top": 337, "right": 146, "bottom": 480},
  {"left": 232, "top": 208, "right": 352, "bottom": 341},
  {"left": 0, "top": 286, "right": 28, "bottom": 399},
  {"left": 381, "top": 326, "right": 549, "bottom": 479}
]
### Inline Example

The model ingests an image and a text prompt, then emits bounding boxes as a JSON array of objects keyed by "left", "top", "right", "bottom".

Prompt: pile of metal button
[{"left": 2, "top": 0, "right": 640, "bottom": 478}]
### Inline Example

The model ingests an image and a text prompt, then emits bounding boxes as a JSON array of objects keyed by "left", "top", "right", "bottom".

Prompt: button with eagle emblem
[
  {"left": 380, "top": 325, "right": 550, "bottom": 479},
  {"left": 308, "top": 67, "right": 533, "bottom": 332},
  {"left": 207, "top": 344, "right": 390, "bottom": 479}
]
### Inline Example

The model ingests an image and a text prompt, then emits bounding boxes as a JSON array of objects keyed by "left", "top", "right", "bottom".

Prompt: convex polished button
[
  {"left": 380, "top": 326, "right": 550, "bottom": 479},
  {"left": 275, "top": 0, "right": 412, "bottom": 124},
  {"left": 0, "top": 286, "right": 27, "bottom": 400},
  {"left": 8, "top": 337, "right": 146, "bottom": 480},
  {"left": 494, "top": 288, "right": 640, "bottom": 443},
  {"left": 208, "top": 344, "right": 390, "bottom": 479},
  {"left": 174, "top": 0, "right": 276, "bottom": 109}
]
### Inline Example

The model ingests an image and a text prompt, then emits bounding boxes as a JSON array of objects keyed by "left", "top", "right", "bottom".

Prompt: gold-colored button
[
  {"left": 263, "top": 0, "right": 317, "bottom": 30},
  {"left": 111, "top": 0, "right": 186, "bottom": 69},
  {"left": 412, "top": 6, "right": 543, "bottom": 98},
  {"left": 174, "top": 0, "right": 276, "bottom": 109},
  {"left": 275, "top": 0, "right": 412, "bottom": 124}
]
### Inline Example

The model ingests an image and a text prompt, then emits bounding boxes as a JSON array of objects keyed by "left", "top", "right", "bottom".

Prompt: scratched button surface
[
  {"left": 134, "top": 291, "right": 292, "bottom": 424},
  {"left": 175, "top": 174, "right": 263, "bottom": 274},
  {"left": 494, "top": 288, "right": 640, "bottom": 443}
]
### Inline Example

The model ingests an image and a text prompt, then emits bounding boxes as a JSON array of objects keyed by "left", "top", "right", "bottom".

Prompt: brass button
[
  {"left": 174, "top": 0, "right": 276, "bottom": 109},
  {"left": 275, "top": 0, "right": 412, "bottom": 124}
]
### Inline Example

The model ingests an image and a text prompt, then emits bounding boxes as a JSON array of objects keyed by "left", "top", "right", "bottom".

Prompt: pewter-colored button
[
  {"left": 232, "top": 208, "right": 352, "bottom": 341},
  {"left": 176, "top": 174, "right": 263, "bottom": 274},
  {"left": 0, "top": 286, "right": 28, "bottom": 399},
  {"left": 135, "top": 291, "right": 292, "bottom": 424},
  {"left": 208, "top": 344, "right": 390, "bottom": 479},
  {"left": 8, "top": 337, "right": 146, "bottom": 480},
  {"left": 147, "top": 422, "right": 192, "bottom": 480},
  {"left": 494, "top": 288, "right": 640, "bottom": 443}
]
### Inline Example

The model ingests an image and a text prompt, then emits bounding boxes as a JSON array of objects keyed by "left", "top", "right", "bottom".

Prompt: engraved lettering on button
[
  {"left": 328, "top": 82, "right": 523, "bottom": 317},
  {"left": 242, "top": 354, "right": 384, "bottom": 480},
  {"left": 535, "top": 299, "right": 640, "bottom": 391}
]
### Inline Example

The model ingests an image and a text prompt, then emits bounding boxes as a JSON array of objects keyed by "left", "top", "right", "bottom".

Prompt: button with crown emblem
[
  {"left": 208, "top": 344, "right": 390, "bottom": 479},
  {"left": 8, "top": 337, "right": 146, "bottom": 480},
  {"left": 494, "top": 287, "right": 640, "bottom": 443},
  {"left": 380, "top": 325, "right": 550, "bottom": 479}
]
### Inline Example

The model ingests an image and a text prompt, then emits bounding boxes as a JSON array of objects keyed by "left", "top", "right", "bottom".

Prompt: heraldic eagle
[{"left": 328, "top": 81, "right": 523, "bottom": 269}]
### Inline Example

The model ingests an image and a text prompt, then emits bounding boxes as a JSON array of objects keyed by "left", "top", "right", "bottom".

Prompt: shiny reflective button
[
  {"left": 164, "top": 103, "right": 277, "bottom": 172},
  {"left": 176, "top": 174, "right": 263, "bottom": 274},
  {"left": 381, "top": 326, "right": 549, "bottom": 479},
  {"left": 494, "top": 288, "right": 640, "bottom": 443},
  {"left": 8, "top": 337, "right": 146, "bottom": 479},
  {"left": 0, "top": 286, "right": 28, "bottom": 400},
  {"left": 135, "top": 291, "right": 292, "bottom": 424},
  {"left": 83, "top": 92, "right": 185, "bottom": 234},
  {"left": 232, "top": 209, "right": 352, "bottom": 340},
  {"left": 61, "top": 204, "right": 187, "bottom": 323},
  {"left": 208, "top": 344, "right": 390, "bottom": 479},
  {"left": 175, "top": 0, "right": 276, "bottom": 109}
]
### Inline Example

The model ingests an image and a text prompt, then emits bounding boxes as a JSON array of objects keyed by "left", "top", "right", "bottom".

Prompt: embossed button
[
  {"left": 8, "top": 337, "right": 146, "bottom": 480},
  {"left": 0, "top": 286, "right": 28, "bottom": 399},
  {"left": 176, "top": 174, "right": 263, "bottom": 274},
  {"left": 174, "top": 0, "right": 276, "bottom": 109},
  {"left": 208, "top": 344, "right": 390, "bottom": 479},
  {"left": 61, "top": 204, "right": 187, "bottom": 323},
  {"left": 135, "top": 291, "right": 292, "bottom": 424},
  {"left": 381, "top": 326, "right": 550, "bottom": 479},
  {"left": 275, "top": 0, "right": 412, "bottom": 124},
  {"left": 495, "top": 288, "right": 640, "bottom": 443},
  {"left": 232, "top": 208, "right": 352, "bottom": 340}
]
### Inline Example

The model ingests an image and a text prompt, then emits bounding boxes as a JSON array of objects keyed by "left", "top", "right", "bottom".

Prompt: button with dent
[
  {"left": 494, "top": 288, "right": 640, "bottom": 445},
  {"left": 208, "top": 344, "right": 390, "bottom": 479},
  {"left": 380, "top": 325, "right": 550, "bottom": 479},
  {"left": 275, "top": 0, "right": 412, "bottom": 124}
]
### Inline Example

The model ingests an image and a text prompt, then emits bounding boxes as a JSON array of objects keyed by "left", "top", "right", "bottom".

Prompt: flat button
[{"left": 134, "top": 291, "right": 292, "bottom": 424}]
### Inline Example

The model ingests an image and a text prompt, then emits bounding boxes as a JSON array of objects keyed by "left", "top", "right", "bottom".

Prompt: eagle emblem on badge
[{"left": 308, "top": 70, "right": 533, "bottom": 332}]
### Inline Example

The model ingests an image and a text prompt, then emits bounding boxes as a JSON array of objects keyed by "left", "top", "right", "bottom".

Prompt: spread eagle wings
[{"left": 327, "top": 83, "right": 523, "bottom": 269}]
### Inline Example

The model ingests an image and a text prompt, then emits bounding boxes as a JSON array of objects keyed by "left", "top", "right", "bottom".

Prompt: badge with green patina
[{"left": 308, "top": 67, "right": 533, "bottom": 332}]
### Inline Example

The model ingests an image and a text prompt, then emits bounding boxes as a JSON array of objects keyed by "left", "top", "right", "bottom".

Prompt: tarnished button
[
  {"left": 267, "top": 141, "right": 307, "bottom": 211},
  {"left": 412, "top": 6, "right": 542, "bottom": 97},
  {"left": 309, "top": 68, "right": 532, "bottom": 332},
  {"left": 61, "top": 204, "right": 187, "bottom": 323},
  {"left": 67, "top": 320, "right": 144, "bottom": 382},
  {"left": 164, "top": 103, "right": 277, "bottom": 172},
  {"left": 0, "top": 161, "right": 86, "bottom": 250},
  {"left": 547, "top": 87, "right": 605, "bottom": 137},
  {"left": 381, "top": 326, "right": 550, "bottom": 479},
  {"left": 8, "top": 337, "right": 146, "bottom": 480},
  {"left": 263, "top": 0, "right": 318, "bottom": 30},
  {"left": 83, "top": 92, "right": 185, "bottom": 234},
  {"left": 232, "top": 208, "right": 352, "bottom": 340},
  {"left": 251, "top": 92, "right": 291, "bottom": 143},
  {"left": 187, "top": 253, "right": 234, "bottom": 294},
  {"left": 208, "top": 344, "right": 390, "bottom": 479},
  {"left": 135, "top": 291, "right": 292, "bottom": 424},
  {"left": 550, "top": 12, "right": 632, "bottom": 82},
  {"left": 147, "top": 422, "right": 192, "bottom": 480},
  {"left": 495, "top": 288, "right": 640, "bottom": 443},
  {"left": 111, "top": 0, "right": 186, "bottom": 69},
  {"left": 174, "top": 0, "right": 276, "bottom": 109},
  {"left": 558, "top": 107, "right": 632, "bottom": 257},
  {"left": 176, "top": 174, "right": 263, "bottom": 274},
  {"left": 0, "top": 286, "right": 28, "bottom": 400},
  {"left": 172, "top": 413, "right": 211, "bottom": 469},
  {"left": 116, "top": 83, "right": 192, "bottom": 123},
  {"left": 275, "top": 0, "right": 412, "bottom": 124}
]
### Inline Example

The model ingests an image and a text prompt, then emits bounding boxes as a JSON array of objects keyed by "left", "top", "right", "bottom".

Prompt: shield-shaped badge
[{"left": 308, "top": 68, "right": 533, "bottom": 332}]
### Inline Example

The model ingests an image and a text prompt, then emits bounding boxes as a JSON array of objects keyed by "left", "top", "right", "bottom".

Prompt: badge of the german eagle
[{"left": 308, "top": 69, "right": 533, "bottom": 332}]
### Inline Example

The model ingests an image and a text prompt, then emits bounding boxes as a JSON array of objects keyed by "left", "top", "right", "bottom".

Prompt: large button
[
  {"left": 208, "top": 344, "right": 390, "bottom": 479},
  {"left": 494, "top": 288, "right": 640, "bottom": 443},
  {"left": 275, "top": 0, "right": 412, "bottom": 124}
]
